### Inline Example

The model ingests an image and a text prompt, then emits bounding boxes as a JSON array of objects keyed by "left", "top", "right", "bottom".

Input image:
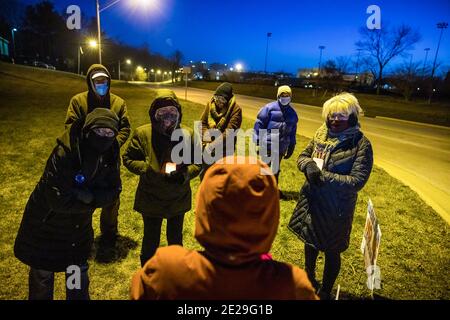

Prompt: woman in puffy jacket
[{"left": 288, "top": 92, "right": 373, "bottom": 299}]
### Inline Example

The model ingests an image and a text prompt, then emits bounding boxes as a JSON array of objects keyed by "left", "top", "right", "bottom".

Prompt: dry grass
[{"left": 0, "top": 62, "right": 449, "bottom": 300}]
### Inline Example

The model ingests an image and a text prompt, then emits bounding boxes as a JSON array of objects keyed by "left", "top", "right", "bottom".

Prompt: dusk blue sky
[{"left": 24, "top": 0, "right": 450, "bottom": 74}]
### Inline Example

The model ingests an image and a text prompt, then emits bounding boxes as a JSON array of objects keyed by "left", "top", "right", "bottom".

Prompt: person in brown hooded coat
[{"left": 130, "top": 156, "right": 318, "bottom": 300}]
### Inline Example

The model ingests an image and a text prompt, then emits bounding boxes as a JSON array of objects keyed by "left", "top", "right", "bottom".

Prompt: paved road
[{"left": 142, "top": 83, "right": 450, "bottom": 224}]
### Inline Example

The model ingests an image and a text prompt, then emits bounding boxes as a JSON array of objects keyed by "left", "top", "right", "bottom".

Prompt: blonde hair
[{"left": 322, "top": 92, "right": 363, "bottom": 119}]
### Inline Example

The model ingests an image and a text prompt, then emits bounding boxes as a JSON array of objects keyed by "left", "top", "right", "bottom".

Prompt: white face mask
[{"left": 279, "top": 97, "right": 291, "bottom": 106}]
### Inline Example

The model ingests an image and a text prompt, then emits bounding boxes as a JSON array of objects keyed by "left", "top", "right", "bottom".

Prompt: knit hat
[
  {"left": 277, "top": 85, "right": 292, "bottom": 97},
  {"left": 82, "top": 108, "right": 119, "bottom": 135},
  {"left": 214, "top": 82, "right": 234, "bottom": 102}
]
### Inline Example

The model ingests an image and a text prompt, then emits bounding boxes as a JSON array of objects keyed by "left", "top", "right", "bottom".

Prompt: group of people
[{"left": 14, "top": 63, "right": 373, "bottom": 300}]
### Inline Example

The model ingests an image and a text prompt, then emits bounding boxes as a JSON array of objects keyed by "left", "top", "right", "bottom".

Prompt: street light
[
  {"left": 118, "top": 59, "right": 131, "bottom": 80},
  {"left": 77, "top": 39, "right": 99, "bottom": 75},
  {"left": 235, "top": 63, "right": 243, "bottom": 72},
  {"left": 96, "top": 0, "right": 153, "bottom": 64},
  {"left": 318, "top": 45, "right": 325, "bottom": 75},
  {"left": 11, "top": 28, "right": 18, "bottom": 63},
  {"left": 429, "top": 22, "right": 448, "bottom": 103},
  {"left": 422, "top": 48, "right": 430, "bottom": 76},
  {"left": 264, "top": 32, "right": 272, "bottom": 74},
  {"left": 88, "top": 39, "right": 98, "bottom": 48},
  {"left": 157, "top": 69, "right": 161, "bottom": 82},
  {"left": 355, "top": 48, "right": 362, "bottom": 83}
]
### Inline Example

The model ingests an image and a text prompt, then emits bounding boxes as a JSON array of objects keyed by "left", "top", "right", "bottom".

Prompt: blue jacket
[{"left": 253, "top": 101, "right": 298, "bottom": 155}]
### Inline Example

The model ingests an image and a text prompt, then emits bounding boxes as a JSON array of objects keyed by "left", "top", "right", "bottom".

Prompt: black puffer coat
[
  {"left": 288, "top": 127, "right": 373, "bottom": 253},
  {"left": 14, "top": 120, "right": 121, "bottom": 272}
]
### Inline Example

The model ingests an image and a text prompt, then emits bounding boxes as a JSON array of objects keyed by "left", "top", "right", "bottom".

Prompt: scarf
[
  {"left": 312, "top": 123, "right": 361, "bottom": 166},
  {"left": 208, "top": 96, "right": 236, "bottom": 131}
]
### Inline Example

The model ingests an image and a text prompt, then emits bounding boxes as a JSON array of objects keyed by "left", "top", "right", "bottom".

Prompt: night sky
[{"left": 23, "top": 0, "right": 450, "bottom": 74}]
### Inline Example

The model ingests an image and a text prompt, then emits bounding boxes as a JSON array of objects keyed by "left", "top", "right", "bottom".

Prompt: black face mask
[
  {"left": 327, "top": 119, "right": 350, "bottom": 133},
  {"left": 85, "top": 131, "right": 115, "bottom": 154}
]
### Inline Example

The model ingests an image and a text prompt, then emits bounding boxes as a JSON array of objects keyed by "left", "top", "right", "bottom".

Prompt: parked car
[{"left": 32, "top": 61, "right": 56, "bottom": 70}]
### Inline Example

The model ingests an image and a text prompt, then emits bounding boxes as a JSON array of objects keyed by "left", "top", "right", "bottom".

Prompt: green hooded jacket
[
  {"left": 65, "top": 64, "right": 131, "bottom": 147},
  {"left": 123, "top": 89, "right": 201, "bottom": 218}
]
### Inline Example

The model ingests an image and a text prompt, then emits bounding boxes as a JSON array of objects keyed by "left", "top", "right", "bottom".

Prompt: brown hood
[{"left": 195, "top": 156, "right": 279, "bottom": 265}]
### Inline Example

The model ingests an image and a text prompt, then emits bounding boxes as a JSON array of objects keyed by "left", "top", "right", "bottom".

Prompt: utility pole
[{"left": 428, "top": 22, "right": 448, "bottom": 103}]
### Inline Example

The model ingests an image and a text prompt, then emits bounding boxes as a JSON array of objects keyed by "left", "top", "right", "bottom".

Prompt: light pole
[
  {"left": 318, "top": 45, "right": 325, "bottom": 75},
  {"left": 157, "top": 69, "right": 161, "bottom": 82},
  {"left": 77, "top": 39, "right": 97, "bottom": 75},
  {"left": 429, "top": 22, "right": 448, "bottom": 103},
  {"left": 118, "top": 59, "right": 131, "bottom": 80},
  {"left": 77, "top": 46, "right": 83, "bottom": 75},
  {"left": 11, "top": 28, "right": 17, "bottom": 63},
  {"left": 95, "top": 0, "right": 151, "bottom": 64},
  {"left": 355, "top": 48, "right": 362, "bottom": 83},
  {"left": 422, "top": 48, "right": 430, "bottom": 76},
  {"left": 264, "top": 32, "right": 272, "bottom": 74}
]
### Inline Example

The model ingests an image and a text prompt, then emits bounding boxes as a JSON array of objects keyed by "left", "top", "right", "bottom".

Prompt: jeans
[
  {"left": 28, "top": 263, "right": 90, "bottom": 300},
  {"left": 140, "top": 213, "right": 185, "bottom": 267}
]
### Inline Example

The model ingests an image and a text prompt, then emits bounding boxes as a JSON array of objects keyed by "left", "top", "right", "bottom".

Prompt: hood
[
  {"left": 214, "top": 82, "right": 233, "bottom": 102},
  {"left": 82, "top": 107, "right": 119, "bottom": 137},
  {"left": 195, "top": 156, "right": 280, "bottom": 265},
  {"left": 86, "top": 64, "right": 111, "bottom": 97},
  {"left": 148, "top": 89, "right": 182, "bottom": 124}
]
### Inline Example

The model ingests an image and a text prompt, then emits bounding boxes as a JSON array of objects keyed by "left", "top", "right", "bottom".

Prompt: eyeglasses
[
  {"left": 328, "top": 113, "right": 349, "bottom": 121},
  {"left": 92, "top": 127, "right": 116, "bottom": 138}
]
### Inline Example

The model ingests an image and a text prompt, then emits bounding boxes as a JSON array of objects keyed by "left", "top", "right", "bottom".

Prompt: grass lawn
[
  {"left": 0, "top": 62, "right": 449, "bottom": 300},
  {"left": 180, "top": 81, "right": 450, "bottom": 127}
]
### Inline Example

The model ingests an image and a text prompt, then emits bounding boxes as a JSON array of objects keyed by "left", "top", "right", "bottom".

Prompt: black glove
[
  {"left": 165, "top": 169, "right": 188, "bottom": 184},
  {"left": 305, "top": 162, "right": 323, "bottom": 186},
  {"left": 74, "top": 188, "right": 94, "bottom": 205},
  {"left": 285, "top": 145, "right": 295, "bottom": 159}
]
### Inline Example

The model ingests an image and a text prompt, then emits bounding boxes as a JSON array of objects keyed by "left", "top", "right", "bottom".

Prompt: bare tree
[
  {"left": 170, "top": 50, "right": 183, "bottom": 82},
  {"left": 356, "top": 24, "right": 421, "bottom": 94},
  {"left": 335, "top": 56, "right": 351, "bottom": 74},
  {"left": 390, "top": 61, "right": 422, "bottom": 101}
]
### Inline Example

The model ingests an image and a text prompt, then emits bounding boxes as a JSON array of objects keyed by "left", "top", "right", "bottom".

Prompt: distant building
[
  {"left": 343, "top": 72, "right": 374, "bottom": 85},
  {"left": 297, "top": 68, "right": 319, "bottom": 79}
]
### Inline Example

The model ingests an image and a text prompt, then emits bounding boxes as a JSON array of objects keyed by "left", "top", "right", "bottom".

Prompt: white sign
[
  {"left": 313, "top": 157, "right": 324, "bottom": 170},
  {"left": 182, "top": 66, "right": 192, "bottom": 74},
  {"left": 361, "top": 198, "right": 382, "bottom": 292}
]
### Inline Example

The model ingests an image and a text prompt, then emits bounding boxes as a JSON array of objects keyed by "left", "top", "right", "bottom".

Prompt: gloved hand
[
  {"left": 305, "top": 162, "right": 323, "bottom": 186},
  {"left": 165, "top": 168, "right": 188, "bottom": 184},
  {"left": 75, "top": 188, "right": 94, "bottom": 205},
  {"left": 285, "top": 145, "right": 295, "bottom": 159}
]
